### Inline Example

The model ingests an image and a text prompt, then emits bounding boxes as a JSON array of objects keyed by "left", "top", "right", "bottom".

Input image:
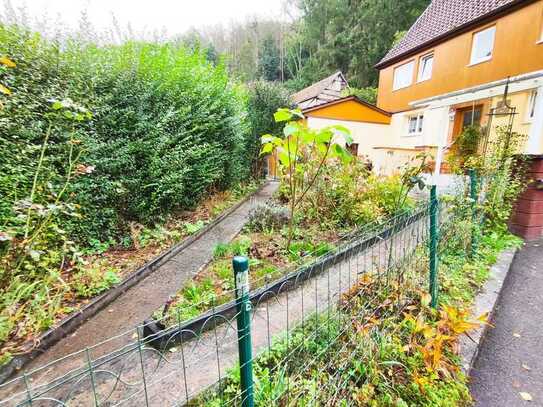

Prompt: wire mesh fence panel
[{"left": 0, "top": 204, "right": 432, "bottom": 407}]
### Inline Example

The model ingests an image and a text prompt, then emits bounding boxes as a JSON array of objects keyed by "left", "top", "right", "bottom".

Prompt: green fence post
[
  {"left": 429, "top": 185, "right": 439, "bottom": 309},
  {"left": 233, "top": 256, "right": 254, "bottom": 407},
  {"left": 469, "top": 169, "right": 479, "bottom": 258}
]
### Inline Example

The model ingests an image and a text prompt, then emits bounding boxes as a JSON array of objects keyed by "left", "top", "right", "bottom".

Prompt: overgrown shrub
[
  {"left": 247, "top": 202, "right": 290, "bottom": 232},
  {"left": 0, "top": 24, "right": 256, "bottom": 359},
  {"left": 302, "top": 160, "right": 416, "bottom": 228},
  {"left": 0, "top": 25, "right": 252, "bottom": 246}
]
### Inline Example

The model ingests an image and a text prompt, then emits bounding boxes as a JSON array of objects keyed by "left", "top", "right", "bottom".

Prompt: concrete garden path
[
  {"left": 469, "top": 238, "right": 543, "bottom": 406},
  {"left": 13, "top": 182, "right": 279, "bottom": 384}
]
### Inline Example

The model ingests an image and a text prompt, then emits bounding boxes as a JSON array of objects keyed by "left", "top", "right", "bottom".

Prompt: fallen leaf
[
  {"left": 519, "top": 392, "right": 532, "bottom": 401},
  {"left": 169, "top": 347, "right": 178, "bottom": 353},
  {"left": 0, "top": 56, "right": 16, "bottom": 67},
  {"left": 477, "top": 312, "right": 489, "bottom": 323},
  {"left": 420, "top": 292, "right": 431, "bottom": 306},
  {"left": 522, "top": 364, "right": 532, "bottom": 371},
  {"left": 0, "top": 84, "right": 11, "bottom": 95},
  {"left": 513, "top": 333, "right": 521, "bottom": 338}
]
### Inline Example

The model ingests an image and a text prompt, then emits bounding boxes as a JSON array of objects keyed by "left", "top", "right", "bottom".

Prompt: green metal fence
[{"left": 0, "top": 180, "right": 479, "bottom": 406}]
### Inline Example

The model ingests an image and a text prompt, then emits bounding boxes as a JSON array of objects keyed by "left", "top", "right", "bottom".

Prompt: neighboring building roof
[
  {"left": 302, "top": 95, "right": 391, "bottom": 117},
  {"left": 376, "top": 0, "right": 533, "bottom": 69},
  {"left": 291, "top": 71, "right": 348, "bottom": 109},
  {"left": 301, "top": 95, "right": 391, "bottom": 125}
]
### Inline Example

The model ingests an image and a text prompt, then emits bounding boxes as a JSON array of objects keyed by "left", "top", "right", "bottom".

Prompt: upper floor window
[
  {"left": 470, "top": 26, "right": 496, "bottom": 65},
  {"left": 393, "top": 60, "right": 414, "bottom": 90},
  {"left": 407, "top": 114, "right": 424, "bottom": 136},
  {"left": 418, "top": 53, "right": 434, "bottom": 82}
]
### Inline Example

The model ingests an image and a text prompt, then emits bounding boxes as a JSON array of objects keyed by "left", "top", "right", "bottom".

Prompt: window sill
[
  {"left": 392, "top": 85, "right": 411, "bottom": 92},
  {"left": 417, "top": 77, "right": 431, "bottom": 84},
  {"left": 537, "top": 39, "right": 543, "bottom": 45},
  {"left": 468, "top": 56, "right": 492, "bottom": 67},
  {"left": 403, "top": 133, "right": 422, "bottom": 137}
]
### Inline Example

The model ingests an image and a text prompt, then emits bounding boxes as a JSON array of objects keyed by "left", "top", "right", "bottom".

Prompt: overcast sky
[{"left": 5, "top": 0, "right": 287, "bottom": 37}]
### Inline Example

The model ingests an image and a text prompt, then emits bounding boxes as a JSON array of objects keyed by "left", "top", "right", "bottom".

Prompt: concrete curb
[
  {"left": 459, "top": 247, "right": 519, "bottom": 376},
  {"left": 0, "top": 182, "right": 268, "bottom": 384}
]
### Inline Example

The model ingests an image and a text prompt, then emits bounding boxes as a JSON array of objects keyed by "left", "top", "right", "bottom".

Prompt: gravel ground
[{"left": 470, "top": 238, "right": 543, "bottom": 406}]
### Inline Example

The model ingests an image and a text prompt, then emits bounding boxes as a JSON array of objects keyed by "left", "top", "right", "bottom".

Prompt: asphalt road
[{"left": 470, "top": 238, "right": 543, "bottom": 406}]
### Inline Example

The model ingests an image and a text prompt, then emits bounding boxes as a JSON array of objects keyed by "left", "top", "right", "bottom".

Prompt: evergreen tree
[{"left": 258, "top": 35, "right": 281, "bottom": 81}]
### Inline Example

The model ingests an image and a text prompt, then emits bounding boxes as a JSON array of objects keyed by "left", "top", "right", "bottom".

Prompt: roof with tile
[
  {"left": 376, "top": 0, "right": 532, "bottom": 68},
  {"left": 291, "top": 71, "right": 348, "bottom": 109}
]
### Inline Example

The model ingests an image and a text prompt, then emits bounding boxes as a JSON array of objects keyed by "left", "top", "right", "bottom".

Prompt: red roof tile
[{"left": 376, "top": 0, "right": 529, "bottom": 68}]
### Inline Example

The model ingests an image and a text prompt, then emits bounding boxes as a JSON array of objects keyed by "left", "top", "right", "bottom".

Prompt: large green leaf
[{"left": 274, "top": 108, "right": 293, "bottom": 122}]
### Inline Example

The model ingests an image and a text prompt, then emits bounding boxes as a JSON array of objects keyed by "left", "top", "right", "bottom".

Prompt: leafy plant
[
  {"left": 247, "top": 202, "right": 290, "bottom": 232},
  {"left": 184, "top": 220, "right": 206, "bottom": 235},
  {"left": 73, "top": 265, "right": 121, "bottom": 297},
  {"left": 246, "top": 80, "right": 292, "bottom": 178},
  {"left": 481, "top": 127, "right": 528, "bottom": 230},
  {"left": 260, "top": 108, "right": 353, "bottom": 249}
]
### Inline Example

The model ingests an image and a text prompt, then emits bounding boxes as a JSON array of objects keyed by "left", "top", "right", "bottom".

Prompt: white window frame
[
  {"left": 526, "top": 90, "right": 539, "bottom": 122},
  {"left": 417, "top": 53, "right": 434, "bottom": 82},
  {"left": 469, "top": 26, "right": 496, "bottom": 65},
  {"left": 393, "top": 60, "right": 415, "bottom": 91},
  {"left": 406, "top": 113, "right": 424, "bottom": 136}
]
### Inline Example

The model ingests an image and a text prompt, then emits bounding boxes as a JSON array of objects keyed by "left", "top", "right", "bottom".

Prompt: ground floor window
[
  {"left": 461, "top": 106, "right": 482, "bottom": 129},
  {"left": 407, "top": 114, "right": 424, "bottom": 135}
]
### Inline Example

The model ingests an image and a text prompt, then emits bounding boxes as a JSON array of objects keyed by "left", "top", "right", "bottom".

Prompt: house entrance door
[{"left": 453, "top": 105, "right": 483, "bottom": 138}]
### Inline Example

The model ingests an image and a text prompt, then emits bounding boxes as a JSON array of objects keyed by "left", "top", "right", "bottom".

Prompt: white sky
[{"left": 6, "top": 0, "right": 286, "bottom": 37}]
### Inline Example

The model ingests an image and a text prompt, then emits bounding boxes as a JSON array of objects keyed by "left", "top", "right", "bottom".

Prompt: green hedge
[{"left": 0, "top": 25, "right": 252, "bottom": 245}]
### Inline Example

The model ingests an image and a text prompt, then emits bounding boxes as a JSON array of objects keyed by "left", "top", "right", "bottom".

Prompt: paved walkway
[
  {"left": 9, "top": 183, "right": 278, "bottom": 388},
  {"left": 470, "top": 239, "right": 543, "bottom": 406}
]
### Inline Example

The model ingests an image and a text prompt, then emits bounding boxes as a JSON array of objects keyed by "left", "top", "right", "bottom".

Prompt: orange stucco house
[
  {"left": 374, "top": 0, "right": 543, "bottom": 170},
  {"left": 278, "top": 0, "right": 543, "bottom": 238},
  {"left": 374, "top": 0, "right": 543, "bottom": 239}
]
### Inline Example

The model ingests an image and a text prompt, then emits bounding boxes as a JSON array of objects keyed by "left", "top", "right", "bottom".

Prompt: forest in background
[
  {"left": 1, "top": 0, "right": 430, "bottom": 100},
  {"left": 185, "top": 0, "right": 430, "bottom": 99}
]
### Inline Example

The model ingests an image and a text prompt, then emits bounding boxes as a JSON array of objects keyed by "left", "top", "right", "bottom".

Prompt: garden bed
[
  {"left": 0, "top": 182, "right": 261, "bottom": 370},
  {"left": 158, "top": 180, "right": 423, "bottom": 326}
]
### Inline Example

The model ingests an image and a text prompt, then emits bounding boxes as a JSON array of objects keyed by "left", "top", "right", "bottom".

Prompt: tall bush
[
  {"left": 72, "top": 42, "right": 250, "bottom": 241},
  {"left": 0, "top": 24, "right": 255, "bottom": 355},
  {"left": 0, "top": 25, "right": 252, "bottom": 246}
]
